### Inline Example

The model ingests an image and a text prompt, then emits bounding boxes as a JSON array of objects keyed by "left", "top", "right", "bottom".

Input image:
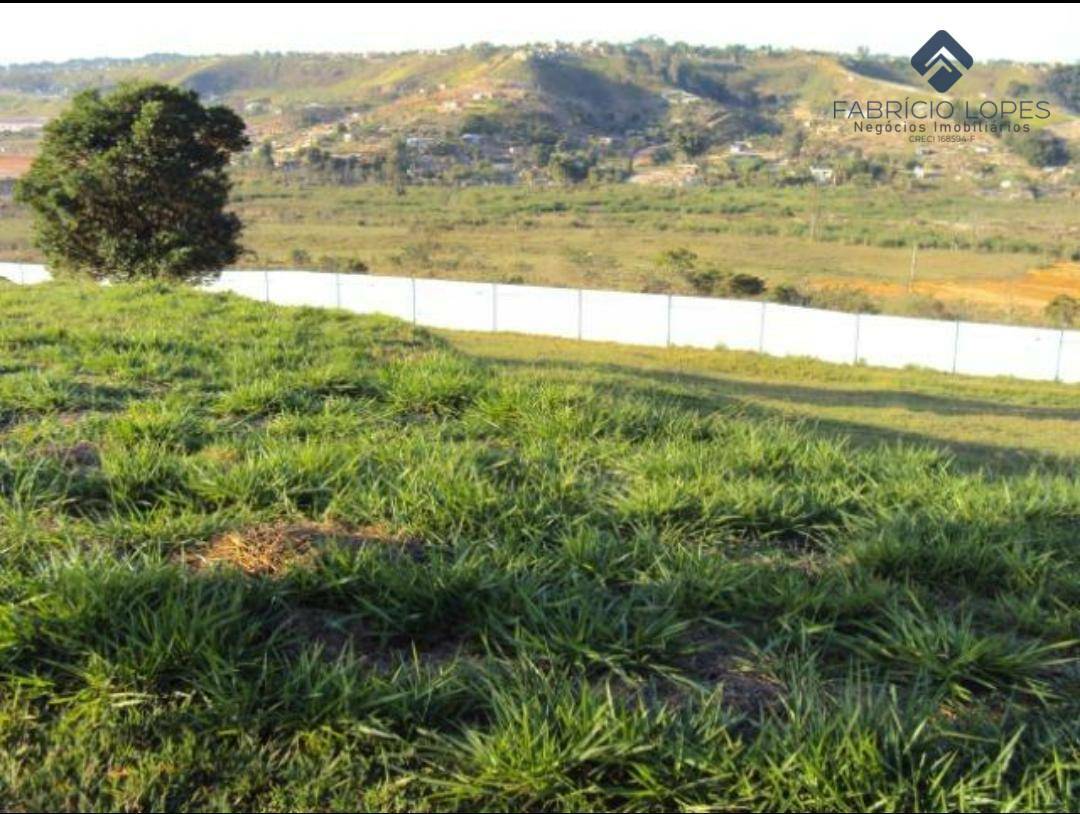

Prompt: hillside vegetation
[
  {"left": 0, "top": 281, "right": 1077, "bottom": 810},
  {"left": 2, "top": 42, "right": 1077, "bottom": 166}
]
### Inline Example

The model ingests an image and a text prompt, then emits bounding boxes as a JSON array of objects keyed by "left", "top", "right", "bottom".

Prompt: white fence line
[{"left": 2, "top": 262, "right": 1078, "bottom": 384}]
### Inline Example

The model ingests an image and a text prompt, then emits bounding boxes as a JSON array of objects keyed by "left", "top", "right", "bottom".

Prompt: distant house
[
  {"left": 0, "top": 118, "right": 47, "bottom": 134},
  {"left": 912, "top": 165, "right": 940, "bottom": 181},
  {"left": 660, "top": 89, "right": 700, "bottom": 105},
  {"left": 406, "top": 137, "right": 436, "bottom": 150},
  {"left": 809, "top": 166, "right": 834, "bottom": 184}
]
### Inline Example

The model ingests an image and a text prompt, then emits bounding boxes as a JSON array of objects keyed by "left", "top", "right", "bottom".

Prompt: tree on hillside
[
  {"left": 255, "top": 140, "right": 276, "bottom": 171},
  {"left": 1010, "top": 132, "right": 1071, "bottom": 168},
  {"left": 783, "top": 123, "right": 806, "bottom": 159},
  {"left": 16, "top": 82, "right": 248, "bottom": 283},
  {"left": 547, "top": 150, "right": 594, "bottom": 185},
  {"left": 1045, "top": 64, "right": 1080, "bottom": 114},
  {"left": 672, "top": 127, "right": 709, "bottom": 160},
  {"left": 384, "top": 136, "right": 409, "bottom": 195}
]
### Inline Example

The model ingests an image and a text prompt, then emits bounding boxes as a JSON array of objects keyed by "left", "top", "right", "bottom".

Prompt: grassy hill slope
[
  {"left": 0, "top": 281, "right": 1077, "bottom": 810},
  {"left": 2, "top": 43, "right": 1076, "bottom": 147}
]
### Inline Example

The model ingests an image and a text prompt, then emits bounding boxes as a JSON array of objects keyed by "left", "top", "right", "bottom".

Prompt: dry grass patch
[{"left": 187, "top": 520, "right": 423, "bottom": 576}]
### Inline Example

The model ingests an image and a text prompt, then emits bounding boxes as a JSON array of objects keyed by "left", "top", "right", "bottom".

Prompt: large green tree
[{"left": 16, "top": 82, "right": 249, "bottom": 283}]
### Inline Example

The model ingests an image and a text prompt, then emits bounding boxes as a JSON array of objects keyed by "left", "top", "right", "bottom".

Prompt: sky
[{"left": 2, "top": 3, "right": 1077, "bottom": 66}]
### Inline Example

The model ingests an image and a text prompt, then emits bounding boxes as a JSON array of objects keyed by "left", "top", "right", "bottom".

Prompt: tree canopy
[{"left": 16, "top": 82, "right": 249, "bottom": 283}]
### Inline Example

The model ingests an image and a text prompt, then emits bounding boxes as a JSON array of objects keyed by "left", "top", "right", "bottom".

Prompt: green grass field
[{"left": 0, "top": 280, "right": 1078, "bottom": 810}]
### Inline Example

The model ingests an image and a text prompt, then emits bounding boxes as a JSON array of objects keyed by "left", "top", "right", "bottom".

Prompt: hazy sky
[{"left": 3, "top": 3, "right": 1077, "bottom": 65}]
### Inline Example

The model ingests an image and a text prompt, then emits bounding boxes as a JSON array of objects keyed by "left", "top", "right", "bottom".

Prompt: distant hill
[{"left": 1, "top": 41, "right": 1076, "bottom": 182}]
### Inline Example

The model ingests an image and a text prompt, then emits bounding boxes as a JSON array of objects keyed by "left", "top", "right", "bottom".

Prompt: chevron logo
[{"left": 910, "top": 30, "right": 974, "bottom": 92}]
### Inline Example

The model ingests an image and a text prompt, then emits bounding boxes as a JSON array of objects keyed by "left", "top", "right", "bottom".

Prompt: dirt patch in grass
[
  {"left": 53, "top": 410, "right": 94, "bottom": 426},
  {"left": 681, "top": 634, "right": 785, "bottom": 715},
  {"left": 818, "top": 262, "right": 1080, "bottom": 315},
  {"left": 187, "top": 521, "right": 452, "bottom": 667},
  {"left": 187, "top": 520, "right": 424, "bottom": 576},
  {"left": 278, "top": 606, "right": 469, "bottom": 670},
  {"left": 40, "top": 440, "right": 102, "bottom": 469}
]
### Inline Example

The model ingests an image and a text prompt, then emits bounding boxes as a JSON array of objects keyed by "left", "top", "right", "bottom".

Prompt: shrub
[
  {"left": 894, "top": 294, "right": 959, "bottom": 321},
  {"left": 672, "top": 128, "right": 710, "bottom": 159},
  {"left": 318, "top": 256, "right": 370, "bottom": 274},
  {"left": 1045, "top": 294, "right": 1080, "bottom": 328},
  {"left": 724, "top": 273, "right": 767, "bottom": 297},
  {"left": 656, "top": 245, "right": 768, "bottom": 299},
  {"left": 1009, "top": 132, "right": 1071, "bottom": 168},
  {"left": 809, "top": 285, "right": 880, "bottom": 314},
  {"left": 682, "top": 266, "right": 727, "bottom": 295},
  {"left": 655, "top": 247, "right": 698, "bottom": 274},
  {"left": 769, "top": 284, "right": 812, "bottom": 306}
]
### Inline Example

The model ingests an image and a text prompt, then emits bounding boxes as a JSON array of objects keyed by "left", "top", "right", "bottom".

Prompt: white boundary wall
[
  {"left": 856, "top": 314, "right": 958, "bottom": 373},
  {"left": 2, "top": 264, "right": 1077, "bottom": 384},
  {"left": 762, "top": 304, "right": 859, "bottom": 365},
  {"left": 0, "top": 262, "right": 51, "bottom": 285}
]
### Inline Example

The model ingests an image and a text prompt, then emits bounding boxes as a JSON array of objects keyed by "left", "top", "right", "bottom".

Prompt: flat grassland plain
[
  {"left": 189, "top": 181, "right": 1080, "bottom": 324},
  {"left": 0, "top": 279, "right": 1077, "bottom": 810},
  {"left": 4, "top": 181, "right": 1080, "bottom": 324}
]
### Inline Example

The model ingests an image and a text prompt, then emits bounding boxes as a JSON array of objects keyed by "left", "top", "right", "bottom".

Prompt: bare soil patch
[
  {"left": 0, "top": 154, "right": 33, "bottom": 178},
  {"left": 278, "top": 606, "right": 468, "bottom": 670},
  {"left": 816, "top": 262, "right": 1080, "bottom": 314},
  {"left": 40, "top": 440, "right": 102, "bottom": 469},
  {"left": 682, "top": 633, "right": 785, "bottom": 715}
]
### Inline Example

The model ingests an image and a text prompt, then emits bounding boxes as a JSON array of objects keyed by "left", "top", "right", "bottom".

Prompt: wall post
[
  {"left": 1054, "top": 329, "right": 1066, "bottom": 383},
  {"left": 666, "top": 294, "right": 673, "bottom": 347},
  {"left": 758, "top": 301, "right": 768, "bottom": 353},
  {"left": 951, "top": 320, "right": 961, "bottom": 374}
]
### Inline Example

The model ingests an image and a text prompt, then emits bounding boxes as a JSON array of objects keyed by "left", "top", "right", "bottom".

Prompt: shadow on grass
[{"left": 467, "top": 353, "right": 1079, "bottom": 476}]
